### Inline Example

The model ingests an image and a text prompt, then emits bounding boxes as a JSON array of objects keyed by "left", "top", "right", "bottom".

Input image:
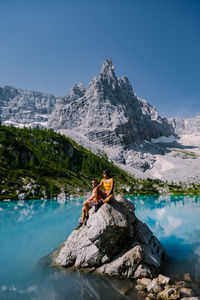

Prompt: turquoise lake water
[{"left": 0, "top": 195, "right": 200, "bottom": 299}]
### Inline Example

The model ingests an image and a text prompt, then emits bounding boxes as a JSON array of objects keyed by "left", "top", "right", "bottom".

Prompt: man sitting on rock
[{"left": 75, "top": 179, "right": 103, "bottom": 230}]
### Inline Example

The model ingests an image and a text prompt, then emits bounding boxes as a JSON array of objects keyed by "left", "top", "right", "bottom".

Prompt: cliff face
[
  {"left": 0, "top": 85, "right": 56, "bottom": 127},
  {"left": 47, "top": 59, "right": 175, "bottom": 171},
  {"left": 48, "top": 59, "right": 174, "bottom": 147},
  {"left": 169, "top": 116, "right": 200, "bottom": 135}
]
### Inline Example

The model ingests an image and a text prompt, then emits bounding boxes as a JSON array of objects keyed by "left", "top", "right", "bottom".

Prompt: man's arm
[{"left": 97, "top": 180, "right": 103, "bottom": 189}]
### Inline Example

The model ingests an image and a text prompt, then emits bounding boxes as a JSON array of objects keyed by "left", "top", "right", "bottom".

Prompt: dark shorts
[{"left": 88, "top": 200, "right": 95, "bottom": 208}]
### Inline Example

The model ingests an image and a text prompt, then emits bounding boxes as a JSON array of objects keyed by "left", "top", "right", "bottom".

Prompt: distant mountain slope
[
  {"left": 1, "top": 125, "right": 200, "bottom": 200},
  {"left": 169, "top": 116, "right": 200, "bottom": 135},
  {"left": 0, "top": 85, "right": 56, "bottom": 127},
  {"left": 0, "top": 125, "right": 166, "bottom": 200}
]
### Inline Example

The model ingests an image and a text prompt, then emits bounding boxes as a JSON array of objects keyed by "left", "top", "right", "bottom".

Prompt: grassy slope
[{"left": 0, "top": 125, "right": 200, "bottom": 200}]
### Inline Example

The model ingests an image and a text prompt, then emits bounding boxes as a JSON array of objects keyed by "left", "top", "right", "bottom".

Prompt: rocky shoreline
[{"left": 135, "top": 273, "right": 200, "bottom": 300}]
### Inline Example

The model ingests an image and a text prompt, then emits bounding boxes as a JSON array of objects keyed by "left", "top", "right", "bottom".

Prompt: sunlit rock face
[
  {"left": 0, "top": 85, "right": 56, "bottom": 127},
  {"left": 48, "top": 59, "right": 174, "bottom": 145},
  {"left": 169, "top": 116, "right": 200, "bottom": 135},
  {"left": 48, "top": 59, "right": 175, "bottom": 170},
  {"left": 52, "top": 195, "right": 165, "bottom": 279}
]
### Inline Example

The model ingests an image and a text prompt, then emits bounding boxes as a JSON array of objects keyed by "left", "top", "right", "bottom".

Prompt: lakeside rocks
[
  {"left": 57, "top": 188, "right": 67, "bottom": 205},
  {"left": 135, "top": 274, "right": 200, "bottom": 300},
  {"left": 52, "top": 195, "right": 165, "bottom": 279}
]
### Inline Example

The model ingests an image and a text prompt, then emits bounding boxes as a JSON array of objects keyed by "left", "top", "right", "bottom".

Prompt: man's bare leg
[
  {"left": 81, "top": 206, "right": 86, "bottom": 222},
  {"left": 84, "top": 202, "right": 90, "bottom": 218}
]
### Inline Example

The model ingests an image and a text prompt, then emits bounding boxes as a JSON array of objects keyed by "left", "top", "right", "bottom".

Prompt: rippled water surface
[{"left": 0, "top": 195, "right": 200, "bottom": 299}]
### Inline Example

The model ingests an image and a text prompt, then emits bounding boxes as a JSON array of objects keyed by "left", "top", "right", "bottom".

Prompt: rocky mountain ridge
[
  {"left": 0, "top": 85, "right": 56, "bottom": 127},
  {"left": 169, "top": 116, "right": 200, "bottom": 135},
  {"left": 1, "top": 60, "right": 200, "bottom": 182},
  {"left": 48, "top": 59, "right": 174, "bottom": 144},
  {"left": 47, "top": 59, "right": 175, "bottom": 172},
  {"left": 1, "top": 81, "right": 198, "bottom": 137}
]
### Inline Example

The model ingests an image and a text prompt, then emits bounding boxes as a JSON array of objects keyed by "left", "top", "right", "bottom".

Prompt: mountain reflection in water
[{"left": 128, "top": 195, "right": 200, "bottom": 280}]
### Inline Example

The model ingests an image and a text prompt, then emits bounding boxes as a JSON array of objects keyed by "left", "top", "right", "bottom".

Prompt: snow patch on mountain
[{"left": 151, "top": 135, "right": 177, "bottom": 143}]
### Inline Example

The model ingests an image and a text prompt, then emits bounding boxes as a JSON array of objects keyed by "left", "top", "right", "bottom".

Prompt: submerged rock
[
  {"left": 52, "top": 195, "right": 165, "bottom": 278},
  {"left": 57, "top": 189, "right": 67, "bottom": 205}
]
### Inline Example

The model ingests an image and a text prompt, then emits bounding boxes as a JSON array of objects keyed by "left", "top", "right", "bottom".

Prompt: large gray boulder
[{"left": 52, "top": 195, "right": 165, "bottom": 279}]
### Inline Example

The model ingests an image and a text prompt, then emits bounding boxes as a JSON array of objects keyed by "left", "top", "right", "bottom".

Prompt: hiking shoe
[
  {"left": 94, "top": 200, "right": 104, "bottom": 213},
  {"left": 98, "top": 200, "right": 104, "bottom": 208},
  {"left": 75, "top": 219, "right": 83, "bottom": 230},
  {"left": 94, "top": 203, "right": 98, "bottom": 213}
]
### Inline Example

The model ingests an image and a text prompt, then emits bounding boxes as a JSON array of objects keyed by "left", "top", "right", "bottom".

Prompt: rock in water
[{"left": 52, "top": 195, "right": 165, "bottom": 278}]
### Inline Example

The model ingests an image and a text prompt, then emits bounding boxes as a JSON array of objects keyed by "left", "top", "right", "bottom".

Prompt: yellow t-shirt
[{"left": 102, "top": 178, "right": 113, "bottom": 192}]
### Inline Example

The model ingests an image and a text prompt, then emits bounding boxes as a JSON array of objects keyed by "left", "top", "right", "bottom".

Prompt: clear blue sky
[{"left": 0, "top": 0, "right": 200, "bottom": 118}]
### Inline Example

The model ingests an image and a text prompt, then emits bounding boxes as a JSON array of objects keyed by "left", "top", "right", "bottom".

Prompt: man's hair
[{"left": 92, "top": 179, "right": 97, "bottom": 183}]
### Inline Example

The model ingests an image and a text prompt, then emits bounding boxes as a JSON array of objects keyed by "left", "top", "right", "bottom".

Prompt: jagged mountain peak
[
  {"left": 100, "top": 60, "right": 131, "bottom": 89},
  {"left": 1, "top": 85, "right": 20, "bottom": 91},
  {"left": 48, "top": 59, "right": 174, "bottom": 150},
  {"left": 120, "top": 75, "right": 129, "bottom": 84},
  {"left": 0, "top": 85, "right": 21, "bottom": 99},
  {"left": 100, "top": 59, "right": 115, "bottom": 75},
  {"left": 118, "top": 75, "right": 135, "bottom": 98},
  {"left": 69, "top": 82, "right": 85, "bottom": 97},
  {"left": 98, "top": 59, "right": 118, "bottom": 91},
  {"left": 86, "top": 60, "right": 132, "bottom": 99}
]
